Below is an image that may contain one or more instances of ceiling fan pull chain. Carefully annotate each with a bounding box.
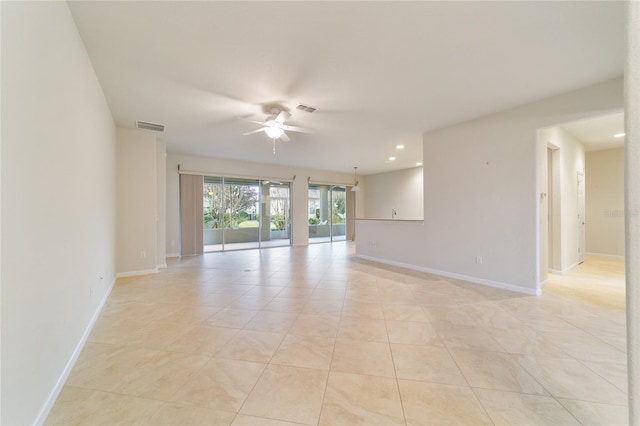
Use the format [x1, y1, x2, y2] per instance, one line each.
[272, 138, 276, 154]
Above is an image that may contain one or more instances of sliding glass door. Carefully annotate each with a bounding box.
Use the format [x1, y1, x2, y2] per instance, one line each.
[203, 176, 290, 252]
[308, 184, 346, 243]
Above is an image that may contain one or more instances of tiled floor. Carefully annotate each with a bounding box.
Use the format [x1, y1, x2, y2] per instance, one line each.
[45, 244, 629, 425]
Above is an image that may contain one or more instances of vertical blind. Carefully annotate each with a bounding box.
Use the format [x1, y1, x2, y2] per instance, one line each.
[180, 174, 204, 255]
[346, 187, 355, 241]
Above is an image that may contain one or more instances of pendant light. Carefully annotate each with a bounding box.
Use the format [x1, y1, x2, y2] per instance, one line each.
[351, 167, 361, 192]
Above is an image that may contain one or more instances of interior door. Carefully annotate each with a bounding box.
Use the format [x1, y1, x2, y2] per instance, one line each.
[577, 171, 586, 264]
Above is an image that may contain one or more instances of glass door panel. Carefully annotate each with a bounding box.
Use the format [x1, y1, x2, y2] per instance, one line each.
[308, 185, 330, 243]
[331, 186, 346, 241]
[223, 177, 260, 251]
[203, 177, 224, 252]
[265, 182, 291, 248]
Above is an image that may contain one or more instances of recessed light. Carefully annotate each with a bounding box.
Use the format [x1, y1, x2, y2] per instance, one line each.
[614, 133, 625, 138]
[416, 162, 423, 166]
[388, 156, 396, 161]
[396, 144, 405, 150]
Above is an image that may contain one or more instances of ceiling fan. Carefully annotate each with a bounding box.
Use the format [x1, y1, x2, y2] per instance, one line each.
[242, 108, 312, 153]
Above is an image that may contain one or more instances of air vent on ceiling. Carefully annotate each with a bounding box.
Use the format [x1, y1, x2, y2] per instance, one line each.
[296, 104, 317, 113]
[136, 120, 165, 132]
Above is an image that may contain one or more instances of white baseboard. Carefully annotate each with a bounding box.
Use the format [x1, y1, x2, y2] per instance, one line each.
[293, 243, 309, 247]
[585, 252, 625, 260]
[166, 253, 180, 258]
[33, 277, 116, 425]
[116, 267, 158, 278]
[549, 261, 578, 275]
[157, 263, 168, 269]
[355, 254, 539, 296]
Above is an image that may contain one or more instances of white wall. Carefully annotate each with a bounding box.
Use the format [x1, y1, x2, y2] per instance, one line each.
[586, 147, 625, 257]
[166, 153, 363, 254]
[1, 2, 116, 424]
[364, 167, 423, 220]
[116, 128, 158, 275]
[357, 78, 623, 294]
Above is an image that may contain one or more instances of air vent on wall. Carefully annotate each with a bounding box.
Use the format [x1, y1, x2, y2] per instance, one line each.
[136, 120, 165, 132]
[296, 104, 317, 113]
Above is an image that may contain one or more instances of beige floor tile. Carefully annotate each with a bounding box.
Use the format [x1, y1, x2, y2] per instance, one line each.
[309, 288, 347, 301]
[382, 304, 430, 322]
[271, 334, 335, 370]
[342, 300, 385, 319]
[557, 398, 629, 426]
[66, 343, 209, 400]
[435, 324, 507, 352]
[302, 300, 344, 315]
[275, 287, 315, 300]
[45, 386, 163, 426]
[581, 359, 628, 393]
[244, 311, 297, 332]
[231, 415, 305, 426]
[319, 372, 405, 425]
[431, 302, 523, 330]
[240, 364, 328, 425]
[289, 314, 340, 338]
[45, 247, 629, 426]
[391, 343, 467, 385]
[262, 297, 308, 313]
[398, 380, 492, 425]
[515, 355, 628, 405]
[144, 402, 236, 425]
[331, 339, 395, 377]
[227, 296, 274, 311]
[337, 316, 388, 342]
[450, 350, 547, 395]
[474, 388, 580, 425]
[386, 320, 442, 346]
[545, 330, 627, 364]
[164, 323, 239, 355]
[216, 329, 285, 363]
[484, 326, 569, 357]
[208, 308, 259, 328]
[171, 358, 266, 412]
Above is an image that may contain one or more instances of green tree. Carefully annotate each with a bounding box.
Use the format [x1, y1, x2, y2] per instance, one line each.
[204, 183, 258, 229]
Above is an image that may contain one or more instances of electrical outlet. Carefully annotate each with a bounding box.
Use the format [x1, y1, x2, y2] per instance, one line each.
[140, 250, 146, 259]
[475, 256, 483, 264]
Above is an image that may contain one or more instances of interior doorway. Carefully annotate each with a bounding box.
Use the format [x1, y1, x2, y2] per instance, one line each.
[537, 111, 625, 292]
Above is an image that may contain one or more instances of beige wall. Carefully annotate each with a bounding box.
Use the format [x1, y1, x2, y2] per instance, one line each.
[357, 78, 623, 294]
[116, 128, 158, 275]
[363, 167, 423, 220]
[156, 140, 167, 267]
[586, 148, 625, 257]
[1, 2, 116, 424]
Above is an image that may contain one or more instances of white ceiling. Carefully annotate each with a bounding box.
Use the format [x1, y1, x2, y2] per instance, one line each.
[68, 1, 625, 175]
[560, 112, 625, 152]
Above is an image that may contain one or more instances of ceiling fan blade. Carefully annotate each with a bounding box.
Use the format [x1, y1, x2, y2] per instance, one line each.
[281, 124, 313, 133]
[275, 111, 291, 124]
[246, 119, 269, 125]
[242, 128, 265, 136]
[280, 131, 291, 142]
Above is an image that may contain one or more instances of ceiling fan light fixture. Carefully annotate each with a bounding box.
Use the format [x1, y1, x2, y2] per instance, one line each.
[351, 166, 360, 191]
[265, 126, 284, 139]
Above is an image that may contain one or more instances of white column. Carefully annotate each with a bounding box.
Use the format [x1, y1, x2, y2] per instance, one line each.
[626, 1, 640, 423]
